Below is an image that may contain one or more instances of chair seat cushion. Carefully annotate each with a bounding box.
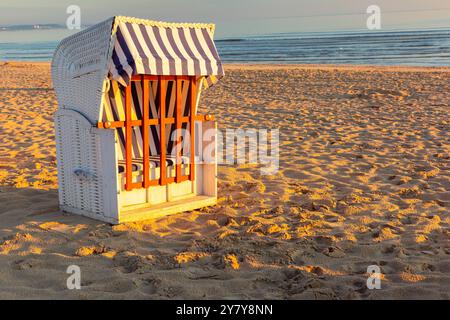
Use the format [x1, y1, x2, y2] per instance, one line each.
[118, 155, 191, 173]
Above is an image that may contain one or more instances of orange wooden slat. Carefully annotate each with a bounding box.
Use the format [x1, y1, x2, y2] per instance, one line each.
[165, 175, 189, 184]
[189, 79, 196, 181]
[130, 180, 159, 189]
[159, 77, 167, 186]
[165, 177, 175, 184]
[177, 175, 190, 183]
[125, 84, 133, 191]
[97, 121, 125, 129]
[144, 179, 160, 187]
[130, 182, 142, 189]
[96, 115, 211, 129]
[131, 75, 158, 81]
[175, 78, 182, 183]
[142, 76, 150, 188]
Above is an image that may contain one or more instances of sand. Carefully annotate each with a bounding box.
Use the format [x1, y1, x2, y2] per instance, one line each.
[0, 61, 448, 299]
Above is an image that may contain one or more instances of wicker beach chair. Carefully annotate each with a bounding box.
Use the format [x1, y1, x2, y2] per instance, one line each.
[52, 16, 224, 224]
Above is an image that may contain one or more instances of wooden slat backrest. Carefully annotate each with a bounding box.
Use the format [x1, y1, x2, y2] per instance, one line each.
[100, 75, 214, 191]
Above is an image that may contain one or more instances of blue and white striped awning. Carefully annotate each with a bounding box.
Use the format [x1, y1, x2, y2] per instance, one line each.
[108, 18, 224, 88]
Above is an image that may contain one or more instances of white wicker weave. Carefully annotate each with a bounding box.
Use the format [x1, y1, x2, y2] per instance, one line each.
[52, 18, 114, 123]
[55, 109, 119, 223]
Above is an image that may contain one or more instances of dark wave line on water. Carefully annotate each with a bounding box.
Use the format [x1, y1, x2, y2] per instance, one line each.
[1, 29, 449, 66]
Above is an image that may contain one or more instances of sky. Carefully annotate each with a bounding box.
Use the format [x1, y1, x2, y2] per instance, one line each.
[1, 0, 450, 37]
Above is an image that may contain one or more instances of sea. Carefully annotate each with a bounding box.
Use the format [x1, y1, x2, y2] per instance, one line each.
[0, 28, 449, 66]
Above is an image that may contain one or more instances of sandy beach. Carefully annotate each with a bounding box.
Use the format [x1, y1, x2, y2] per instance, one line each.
[0, 61, 449, 299]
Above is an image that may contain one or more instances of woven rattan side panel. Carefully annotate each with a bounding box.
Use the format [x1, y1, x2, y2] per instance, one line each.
[52, 18, 114, 123]
[55, 111, 105, 217]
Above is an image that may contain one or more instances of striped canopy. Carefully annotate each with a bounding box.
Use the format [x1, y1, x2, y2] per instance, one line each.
[109, 18, 224, 88]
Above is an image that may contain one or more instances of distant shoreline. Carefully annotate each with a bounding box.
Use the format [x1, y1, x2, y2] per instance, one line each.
[0, 24, 65, 31]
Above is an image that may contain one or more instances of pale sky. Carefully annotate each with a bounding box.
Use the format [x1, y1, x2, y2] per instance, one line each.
[1, 0, 450, 37]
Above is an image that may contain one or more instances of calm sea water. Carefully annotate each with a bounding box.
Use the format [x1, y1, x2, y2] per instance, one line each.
[0, 28, 449, 66]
